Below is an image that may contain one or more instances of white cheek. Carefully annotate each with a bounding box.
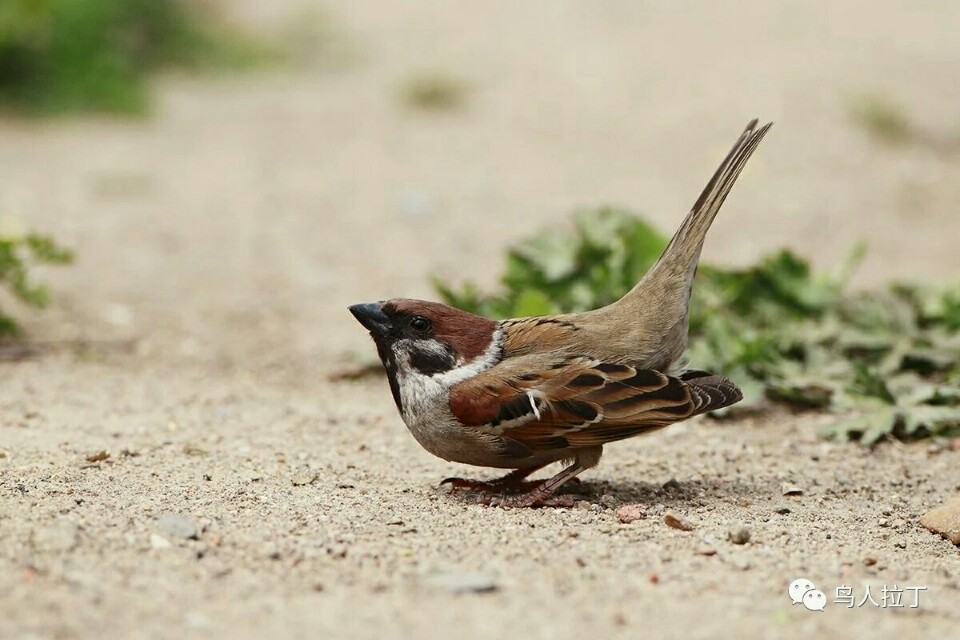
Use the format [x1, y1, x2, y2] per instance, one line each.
[390, 343, 442, 414]
[390, 329, 504, 421]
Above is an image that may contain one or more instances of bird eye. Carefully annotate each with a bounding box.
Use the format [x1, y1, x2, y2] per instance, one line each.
[409, 316, 431, 333]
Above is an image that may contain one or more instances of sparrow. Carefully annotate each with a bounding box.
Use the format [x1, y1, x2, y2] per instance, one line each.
[350, 119, 772, 507]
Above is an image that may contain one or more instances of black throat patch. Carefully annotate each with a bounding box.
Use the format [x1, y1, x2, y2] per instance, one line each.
[375, 341, 404, 413]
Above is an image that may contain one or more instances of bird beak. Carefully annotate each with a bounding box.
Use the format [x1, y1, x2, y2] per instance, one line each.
[349, 302, 391, 338]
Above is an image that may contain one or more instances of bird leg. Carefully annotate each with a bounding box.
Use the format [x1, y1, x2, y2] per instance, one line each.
[471, 460, 585, 507]
[440, 465, 548, 494]
[466, 447, 603, 508]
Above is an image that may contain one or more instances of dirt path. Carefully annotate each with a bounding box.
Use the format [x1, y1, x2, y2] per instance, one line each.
[2, 2, 959, 638]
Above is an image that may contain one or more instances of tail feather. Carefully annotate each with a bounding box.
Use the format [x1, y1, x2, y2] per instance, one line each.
[608, 119, 772, 371]
[686, 375, 743, 415]
[647, 119, 773, 288]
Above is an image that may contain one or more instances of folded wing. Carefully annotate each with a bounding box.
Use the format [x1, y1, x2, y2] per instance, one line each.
[448, 356, 742, 452]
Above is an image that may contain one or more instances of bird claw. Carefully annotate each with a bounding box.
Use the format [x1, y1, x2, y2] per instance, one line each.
[440, 477, 541, 494]
[440, 475, 580, 494]
[441, 471, 583, 508]
[440, 477, 490, 490]
[465, 491, 584, 509]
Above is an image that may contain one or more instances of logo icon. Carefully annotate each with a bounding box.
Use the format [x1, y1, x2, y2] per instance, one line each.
[802, 589, 827, 611]
[789, 578, 826, 611]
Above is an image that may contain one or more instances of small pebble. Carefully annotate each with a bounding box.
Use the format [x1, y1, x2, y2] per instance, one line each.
[662, 478, 682, 492]
[599, 494, 619, 509]
[291, 472, 318, 486]
[774, 503, 792, 514]
[616, 504, 647, 523]
[157, 512, 199, 540]
[781, 483, 803, 496]
[920, 499, 960, 545]
[728, 525, 751, 545]
[150, 534, 172, 550]
[863, 556, 878, 566]
[695, 545, 717, 556]
[182, 445, 208, 457]
[85, 450, 109, 463]
[421, 571, 498, 594]
[730, 557, 752, 571]
[664, 511, 695, 531]
[262, 544, 282, 560]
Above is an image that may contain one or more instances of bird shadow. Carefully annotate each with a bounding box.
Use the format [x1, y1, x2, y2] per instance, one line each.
[572, 476, 766, 508]
[439, 473, 771, 510]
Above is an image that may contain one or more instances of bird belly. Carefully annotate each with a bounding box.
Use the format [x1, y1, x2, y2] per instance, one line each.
[395, 371, 548, 469]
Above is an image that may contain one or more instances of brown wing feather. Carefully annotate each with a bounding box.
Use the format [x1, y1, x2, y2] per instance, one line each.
[499, 317, 584, 358]
[448, 357, 742, 452]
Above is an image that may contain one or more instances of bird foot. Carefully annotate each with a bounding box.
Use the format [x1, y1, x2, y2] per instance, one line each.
[441, 468, 584, 508]
[441, 475, 580, 495]
[440, 477, 542, 494]
[465, 489, 587, 508]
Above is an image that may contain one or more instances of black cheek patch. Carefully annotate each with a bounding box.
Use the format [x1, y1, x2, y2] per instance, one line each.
[409, 343, 457, 376]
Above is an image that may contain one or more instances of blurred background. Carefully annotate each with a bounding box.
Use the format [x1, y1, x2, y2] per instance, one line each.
[4, 4, 960, 639]
[2, 0, 959, 378]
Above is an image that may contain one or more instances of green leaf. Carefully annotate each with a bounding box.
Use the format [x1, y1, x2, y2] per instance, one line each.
[0, 230, 72, 334]
[900, 405, 960, 437]
[509, 231, 578, 282]
[849, 364, 896, 404]
[820, 407, 899, 444]
[26, 234, 74, 263]
[511, 289, 554, 317]
[766, 379, 834, 408]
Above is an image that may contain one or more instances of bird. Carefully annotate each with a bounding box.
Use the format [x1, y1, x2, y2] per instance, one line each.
[349, 119, 772, 507]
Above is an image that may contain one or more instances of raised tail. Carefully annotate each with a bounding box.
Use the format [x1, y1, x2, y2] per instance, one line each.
[609, 119, 772, 370]
[646, 118, 772, 289]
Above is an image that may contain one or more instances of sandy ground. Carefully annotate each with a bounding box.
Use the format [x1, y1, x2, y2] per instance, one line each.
[2, 1, 960, 638]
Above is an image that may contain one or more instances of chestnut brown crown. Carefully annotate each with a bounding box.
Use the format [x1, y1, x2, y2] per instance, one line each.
[349, 299, 499, 373]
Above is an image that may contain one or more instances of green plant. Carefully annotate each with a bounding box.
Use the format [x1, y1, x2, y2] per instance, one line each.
[400, 71, 468, 111]
[847, 92, 960, 154]
[0, 229, 73, 336]
[0, 0, 275, 114]
[848, 93, 913, 145]
[434, 208, 960, 444]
